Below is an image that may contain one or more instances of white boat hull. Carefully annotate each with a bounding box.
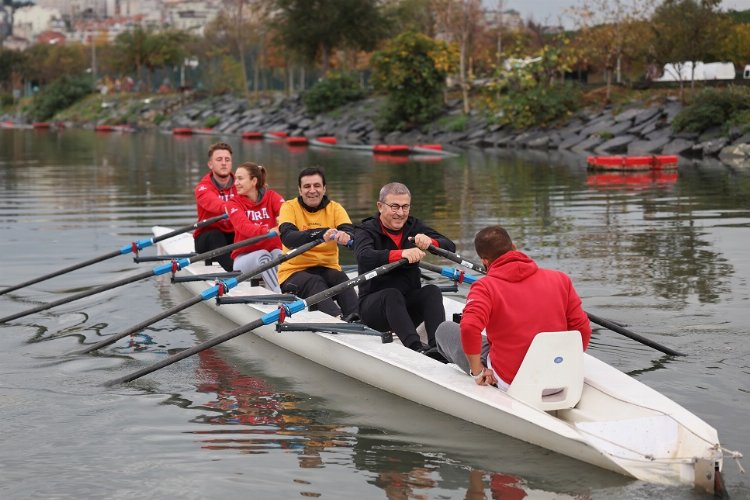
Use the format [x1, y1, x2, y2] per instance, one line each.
[150, 227, 723, 493]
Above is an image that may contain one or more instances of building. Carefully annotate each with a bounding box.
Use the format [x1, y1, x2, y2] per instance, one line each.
[12, 5, 64, 40]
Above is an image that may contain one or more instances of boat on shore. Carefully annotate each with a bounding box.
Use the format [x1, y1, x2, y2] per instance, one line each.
[147, 226, 726, 495]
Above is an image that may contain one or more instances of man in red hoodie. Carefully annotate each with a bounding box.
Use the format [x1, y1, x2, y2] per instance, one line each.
[193, 142, 237, 271]
[435, 225, 591, 389]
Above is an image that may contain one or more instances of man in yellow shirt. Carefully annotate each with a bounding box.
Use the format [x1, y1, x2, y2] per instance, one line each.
[277, 167, 358, 320]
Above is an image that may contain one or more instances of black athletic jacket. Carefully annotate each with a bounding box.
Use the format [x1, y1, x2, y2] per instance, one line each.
[354, 215, 456, 300]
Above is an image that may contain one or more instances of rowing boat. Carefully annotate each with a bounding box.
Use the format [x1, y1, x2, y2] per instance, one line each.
[151, 226, 725, 494]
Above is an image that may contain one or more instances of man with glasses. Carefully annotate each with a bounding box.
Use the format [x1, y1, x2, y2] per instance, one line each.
[354, 182, 456, 354]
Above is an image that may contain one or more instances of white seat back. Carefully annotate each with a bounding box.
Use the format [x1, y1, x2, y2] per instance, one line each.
[507, 330, 584, 411]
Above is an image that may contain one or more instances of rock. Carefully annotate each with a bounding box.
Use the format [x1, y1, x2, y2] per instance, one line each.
[627, 137, 671, 155]
[719, 143, 750, 159]
[571, 135, 604, 153]
[594, 134, 636, 154]
[662, 138, 695, 155]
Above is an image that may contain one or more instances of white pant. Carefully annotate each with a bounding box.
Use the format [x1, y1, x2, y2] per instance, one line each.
[233, 248, 283, 293]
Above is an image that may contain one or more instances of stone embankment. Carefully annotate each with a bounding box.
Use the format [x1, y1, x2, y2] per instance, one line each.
[159, 93, 750, 166]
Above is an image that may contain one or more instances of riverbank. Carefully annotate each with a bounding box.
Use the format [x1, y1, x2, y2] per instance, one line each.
[4, 90, 750, 167]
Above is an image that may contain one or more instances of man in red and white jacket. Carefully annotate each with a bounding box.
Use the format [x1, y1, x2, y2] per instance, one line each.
[193, 142, 237, 271]
[435, 226, 591, 389]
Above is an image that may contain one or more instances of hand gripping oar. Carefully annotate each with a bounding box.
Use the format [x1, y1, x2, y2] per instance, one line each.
[0, 231, 274, 324]
[0, 214, 228, 296]
[106, 259, 408, 386]
[426, 246, 685, 357]
[79, 239, 324, 354]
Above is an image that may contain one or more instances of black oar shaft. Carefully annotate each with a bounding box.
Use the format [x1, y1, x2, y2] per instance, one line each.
[0, 215, 227, 297]
[81, 239, 322, 354]
[107, 259, 407, 385]
[426, 245, 684, 357]
[427, 245, 486, 274]
[80, 295, 205, 354]
[586, 312, 685, 357]
[0, 233, 273, 324]
[0, 269, 156, 323]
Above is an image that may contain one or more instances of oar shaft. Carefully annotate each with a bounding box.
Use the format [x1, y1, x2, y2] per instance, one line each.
[586, 312, 685, 357]
[0, 269, 155, 324]
[79, 295, 205, 354]
[1, 233, 274, 324]
[0, 249, 123, 296]
[107, 259, 407, 385]
[82, 239, 322, 354]
[0, 215, 227, 297]
[427, 245, 486, 274]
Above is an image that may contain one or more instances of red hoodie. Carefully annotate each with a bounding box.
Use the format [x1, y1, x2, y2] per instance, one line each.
[460, 251, 591, 385]
[226, 189, 284, 259]
[193, 172, 236, 239]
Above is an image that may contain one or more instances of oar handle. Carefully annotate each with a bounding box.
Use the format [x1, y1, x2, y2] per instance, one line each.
[106, 259, 407, 385]
[586, 312, 685, 357]
[426, 245, 486, 274]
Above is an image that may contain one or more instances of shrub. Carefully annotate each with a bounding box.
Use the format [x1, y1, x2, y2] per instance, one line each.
[371, 31, 456, 131]
[303, 72, 365, 114]
[28, 74, 94, 121]
[673, 87, 750, 134]
[489, 83, 582, 130]
[204, 115, 220, 128]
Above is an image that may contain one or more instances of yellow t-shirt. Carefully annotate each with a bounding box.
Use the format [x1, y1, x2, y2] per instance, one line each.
[277, 197, 352, 284]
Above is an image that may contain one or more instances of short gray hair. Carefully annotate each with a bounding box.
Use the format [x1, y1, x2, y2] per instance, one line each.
[378, 182, 411, 202]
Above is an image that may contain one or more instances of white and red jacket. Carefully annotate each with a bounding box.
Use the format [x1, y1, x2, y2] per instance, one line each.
[226, 189, 284, 260]
[193, 172, 236, 239]
[461, 251, 591, 385]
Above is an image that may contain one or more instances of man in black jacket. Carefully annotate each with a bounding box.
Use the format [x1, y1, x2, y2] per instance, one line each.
[354, 182, 456, 352]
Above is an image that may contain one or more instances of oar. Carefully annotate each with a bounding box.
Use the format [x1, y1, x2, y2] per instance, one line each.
[0, 232, 274, 324]
[426, 246, 685, 357]
[79, 239, 323, 354]
[419, 262, 479, 284]
[0, 215, 228, 296]
[106, 259, 408, 385]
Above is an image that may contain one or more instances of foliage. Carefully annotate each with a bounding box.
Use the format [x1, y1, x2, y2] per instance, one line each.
[27, 74, 94, 121]
[370, 31, 457, 131]
[18, 43, 88, 87]
[113, 28, 189, 91]
[672, 86, 750, 134]
[204, 115, 221, 128]
[720, 23, 750, 68]
[302, 71, 365, 113]
[0, 48, 26, 92]
[273, 0, 387, 73]
[203, 56, 246, 95]
[436, 113, 469, 132]
[651, 0, 730, 76]
[489, 82, 582, 130]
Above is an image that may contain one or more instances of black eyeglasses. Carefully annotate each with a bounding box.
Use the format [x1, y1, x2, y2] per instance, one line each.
[381, 203, 410, 212]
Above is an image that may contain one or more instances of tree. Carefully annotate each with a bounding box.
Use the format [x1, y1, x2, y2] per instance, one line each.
[432, 0, 484, 114]
[273, 0, 386, 74]
[569, 0, 656, 101]
[0, 48, 26, 93]
[370, 31, 456, 131]
[651, 0, 732, 95]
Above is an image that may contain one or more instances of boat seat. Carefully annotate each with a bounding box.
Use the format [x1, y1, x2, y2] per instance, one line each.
[507, 330, 584, 411]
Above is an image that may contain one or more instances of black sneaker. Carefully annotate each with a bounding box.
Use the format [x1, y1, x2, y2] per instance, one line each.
[422, 346, 449, 364]
[342, 312, 361, 323]
[410, 342, 429, 353]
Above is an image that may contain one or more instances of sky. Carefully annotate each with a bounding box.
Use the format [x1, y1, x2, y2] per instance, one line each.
[500, 0, 750, 27]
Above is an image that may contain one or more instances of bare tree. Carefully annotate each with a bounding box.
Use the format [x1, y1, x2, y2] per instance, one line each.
[433, 0, 484, 114]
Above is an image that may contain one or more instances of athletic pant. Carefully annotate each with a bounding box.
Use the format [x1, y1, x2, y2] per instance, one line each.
[435, 320, 490, 374]
[233, 248, 283, 293]
[359, 285, 445, 350]
[194, 229, 234, 272]
[280, 266, 358, 318]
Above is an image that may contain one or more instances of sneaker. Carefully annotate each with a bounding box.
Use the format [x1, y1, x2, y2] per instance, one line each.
[410, 342, 429, 353]
[341, 312, 361, 323]
[422, 346, 449, 364]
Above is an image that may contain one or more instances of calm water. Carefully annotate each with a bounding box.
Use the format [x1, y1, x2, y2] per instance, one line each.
[1, 128, 748, 499]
